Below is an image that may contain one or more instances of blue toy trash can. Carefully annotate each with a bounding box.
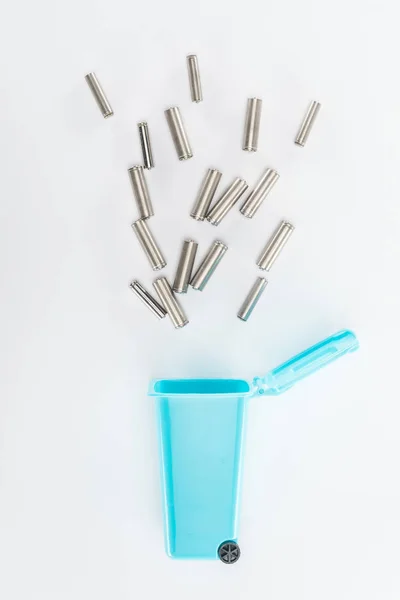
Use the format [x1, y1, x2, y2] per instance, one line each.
[149, 330, 358, 562]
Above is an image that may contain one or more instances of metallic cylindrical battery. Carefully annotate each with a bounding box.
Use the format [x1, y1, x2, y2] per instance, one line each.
[240, 168, 280, 219]
[237, 277, 268, 322]
[190, 168, 222, 221]
[128, 166, 154, 220]
[190, 241, 228, 291]
[295, 101, 321, 147]
[173, 239, 198, 294]
[164, 107, 193, 161]
[243, 98, 262, 151]
[129, 280, 166, 319]
[85, 72, 113, 118]
[207, 178, 248, 226]
[131, 219, 166, 271]
[256, 221, 295, 271]
[138, 122, 154, 169]
[153, 277, 189, 329]
[187, 54, 203, 103]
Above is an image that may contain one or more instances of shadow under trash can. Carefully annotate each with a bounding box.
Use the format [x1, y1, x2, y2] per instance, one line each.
[149, 329, 359, 563]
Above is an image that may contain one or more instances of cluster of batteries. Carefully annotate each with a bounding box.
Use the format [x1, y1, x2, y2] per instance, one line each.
[85, 57, 321, 329]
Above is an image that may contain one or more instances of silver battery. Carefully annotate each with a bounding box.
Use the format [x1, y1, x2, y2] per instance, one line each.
[256, 221, 295, 271]
[85, 72, 113, 119]
[153, 277, 189, 329]
[187, 54, 203, 103]
[295, 101, 321, 147]
[190, 241, 228, 291]
[131, 219, 166, 271]
[190, 168, 222, 221]
[164, 106, 193, 161]
[237, 277, 268, 322]
[173, 239, 198, 294]
[128, 166, 154, 220]
[240, 168, 280, 219]
[129, 280, 166, 319]
[138, 122, 154, 169]
[243, 98, 262, 152]
[207, 178, 248, 226]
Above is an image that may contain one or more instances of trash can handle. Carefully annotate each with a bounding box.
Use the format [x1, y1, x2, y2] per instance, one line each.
[253, 329, 359, 396]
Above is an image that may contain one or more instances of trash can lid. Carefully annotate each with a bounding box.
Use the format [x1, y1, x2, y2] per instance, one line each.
[253, 329, 359, 396]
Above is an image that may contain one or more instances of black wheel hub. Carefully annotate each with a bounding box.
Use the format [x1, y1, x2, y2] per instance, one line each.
[218, 541, 241, 564]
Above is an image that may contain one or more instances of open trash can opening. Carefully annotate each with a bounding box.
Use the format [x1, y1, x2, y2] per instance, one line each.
[149, 330, 359, 562]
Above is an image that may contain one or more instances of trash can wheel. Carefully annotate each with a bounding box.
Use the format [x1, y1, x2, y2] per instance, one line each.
[218, 541, 241, 564]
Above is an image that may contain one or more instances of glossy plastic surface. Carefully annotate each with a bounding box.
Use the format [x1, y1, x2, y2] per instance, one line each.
[150, 330, 359, 560]
[253, 330, 359, 396]
[150, 379, 251, 559]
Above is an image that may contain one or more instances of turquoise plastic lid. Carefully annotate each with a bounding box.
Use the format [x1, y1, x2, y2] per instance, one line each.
[253, 329, 359, 396]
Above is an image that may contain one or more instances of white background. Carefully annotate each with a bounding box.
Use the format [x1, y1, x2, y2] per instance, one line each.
[1, 0, 399, 598]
